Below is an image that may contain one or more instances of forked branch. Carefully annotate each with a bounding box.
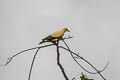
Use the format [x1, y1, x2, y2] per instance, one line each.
[59, 40, 108, 80]
[0, 44, 54, 66]
[56, 41, 69, 80]
[0, 36, 108, 80]
[0, 36, 72, 66]
[28, 48, 41, 80]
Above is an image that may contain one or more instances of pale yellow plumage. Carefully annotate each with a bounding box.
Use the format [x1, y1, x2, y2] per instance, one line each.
[51, 30, 64, 37]
[39, 28, 70, 44]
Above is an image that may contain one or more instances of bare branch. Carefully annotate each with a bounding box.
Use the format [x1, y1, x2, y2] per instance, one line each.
[0, 35, 108, 80]
[60, 40, 99, 74]
[56, 41, 69, 80]
[99, 62, 109, 73]
[28, 47, 40, 80]
[62, 35, 73, 40]
[0, 44, 55, 66]
[0, 36, 72, 66]
[59, 40, 108, 80]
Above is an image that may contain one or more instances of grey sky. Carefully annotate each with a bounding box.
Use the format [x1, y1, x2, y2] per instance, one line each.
[0, 0, 120, 80]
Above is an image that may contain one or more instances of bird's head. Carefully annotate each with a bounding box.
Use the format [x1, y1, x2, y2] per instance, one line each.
[62, 28, 70, 32]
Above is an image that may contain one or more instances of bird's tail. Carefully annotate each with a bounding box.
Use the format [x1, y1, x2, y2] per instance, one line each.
[39, 41, 44, 44]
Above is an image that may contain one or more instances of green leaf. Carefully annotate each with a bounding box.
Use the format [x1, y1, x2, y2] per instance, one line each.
[80, 73, 94, 80]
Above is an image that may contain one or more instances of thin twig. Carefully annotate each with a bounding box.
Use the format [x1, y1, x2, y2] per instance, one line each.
[60, 40, 107, 80]
[28, 47, 40, 80]
[62, 40, 109, 74]
[62, 40, 99, 74]
[0, 36, 72, 66]
[59, 46, 109, 74]
[59, 46, 107, 80]
[56, 41, 69, 80]
[0, 44, 54, 66]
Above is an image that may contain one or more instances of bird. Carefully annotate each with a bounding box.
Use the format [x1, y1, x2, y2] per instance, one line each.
[39, 28, 70, 44]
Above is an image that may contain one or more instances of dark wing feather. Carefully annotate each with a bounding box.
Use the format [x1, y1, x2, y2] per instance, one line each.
[43, 35, 57, 41]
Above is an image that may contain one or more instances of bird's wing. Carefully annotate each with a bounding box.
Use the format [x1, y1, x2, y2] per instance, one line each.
[43, 35, 58, 42]
[42, 30, 64, 42]
[43, 35, 55, 40]
[51, 30, 64, 37]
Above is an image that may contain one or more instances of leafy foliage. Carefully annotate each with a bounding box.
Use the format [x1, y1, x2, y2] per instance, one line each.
[80, 73, 94, 80]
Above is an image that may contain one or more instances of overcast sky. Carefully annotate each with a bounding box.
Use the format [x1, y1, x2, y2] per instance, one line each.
[0, 0, 120, 80]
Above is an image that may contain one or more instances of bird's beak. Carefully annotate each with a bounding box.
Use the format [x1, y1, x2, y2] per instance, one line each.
[67, 29, 70, 32]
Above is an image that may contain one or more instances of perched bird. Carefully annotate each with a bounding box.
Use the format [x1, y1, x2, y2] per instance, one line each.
[39, 28, 70, 44]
